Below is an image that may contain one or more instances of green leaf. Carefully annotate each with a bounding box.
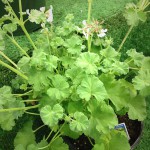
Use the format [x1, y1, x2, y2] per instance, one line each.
[76, 52, 100, 74]
[100, 74, 133, 111]
[93, 130, 130, 150]
[64, 35, 85, 54]
[15, 144, 25, 150]
[40, 104, 64, 127]
[14, 120, 36, 148]
[37, 138, 48, 149]
[45, 55, 59, 71]
[49, 137, 69, 150]
[87, 100, 118, 134]
[132, 69, 150, 90]
[28, 68, 51, 92]
[100, 46, 119, 60]
[65, 66, 86, 85]
[137, 11, 147, 22]
[124, 8, 139, 26]
[27, 144, 38, 150]
[67, 101, 84, 114]
[47, 75, 69, 101]
[61, 123, 80, 139]
[3, 23, 17, 33]
[0, 86, 25, 130]
[112, 61, 129, 75]
[61, 56, 75, 69]
[128, 95, 146, 121]
[126, 49, 144, 67]
[69, 112, 89, 132]
[77, 75, 108, 101]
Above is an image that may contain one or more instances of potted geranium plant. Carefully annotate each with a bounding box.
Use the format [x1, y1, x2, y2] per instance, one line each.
[0, 0, 150, 149]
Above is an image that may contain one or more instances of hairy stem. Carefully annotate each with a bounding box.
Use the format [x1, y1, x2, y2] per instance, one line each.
[13, 90, 33, 97]
[25, 111, 40, 116]
[0, 104, 39, 113]
[0, 50, 19, 69]
[0, 59, 28, 80]
[118, 25, 134, 52]
[33, 124, 46, 133]
[6, 34, 30, 58]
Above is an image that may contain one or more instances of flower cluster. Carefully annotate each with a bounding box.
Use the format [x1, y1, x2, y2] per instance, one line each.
[78, 20, 107, 39]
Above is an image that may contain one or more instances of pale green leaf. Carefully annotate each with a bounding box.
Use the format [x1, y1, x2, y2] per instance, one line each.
[87, 100, 118, 134]
[64, 35, 84, 54]
[69, 112, 89, 132]
[76, 52, 100, 74]
[77, 75, 108, 101]
[47, 75, 69, 101]
[126, 49, 145, 67]
[65, 66, 86, 85]
[49, 137, 69, 150]
[14, 120, 36, 148]
[112, 61, 129, 75]
[132, 69, 150, 90]
[40, 104, 64, 127]
[128, 95, 147, 121]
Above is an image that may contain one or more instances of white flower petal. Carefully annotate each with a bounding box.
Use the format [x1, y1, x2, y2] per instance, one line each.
[26, 9, 30, 15]
[40, 7, 45, 12]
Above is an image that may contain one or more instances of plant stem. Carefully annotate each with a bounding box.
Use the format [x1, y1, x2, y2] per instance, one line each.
[0, 59, 28, 80]
[87, 0, 93, 52]
[87, 136, 94, 146]
[46, 128, 54, 141]
[0, 50, 19, 69]
[33, 124, 46, 133]
[6, 34, 30, 58]
[38, 123, 65, 149]
[87, 0, 92, 23]
[25, 111, 39, 116]
[21, 100, 38, 103]
[13, 90, 33, 97]
[18, 0, 37, 50]
[118, 25, 134, 52]
[19, 0, 23, 22]
[0, 104, 39, 113]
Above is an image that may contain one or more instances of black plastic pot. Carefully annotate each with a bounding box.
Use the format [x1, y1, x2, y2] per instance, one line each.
[0, 0, 46, 35]
[130, 122, 143, 150]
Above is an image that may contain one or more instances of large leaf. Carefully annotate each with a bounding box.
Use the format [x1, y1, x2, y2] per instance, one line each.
[128, 95, 147, 121]
[69, 111, 89, 132]
[47, 75, 69, 101]
[40, 104, 64, 127]
[76, 52, 100, 74]
[93, 130, 130, 150]
[64, 35, 85, 54]
[132, 69, 150, 90]
[28, 68, 52, 92]
[100, 74, 134, 111]
[87, 100, 118, 134]
[77, 75, 108, 101]
[126, 49, 145, 67]
[14, 120, 36, 148]
[65, 66, 86, 85]
[0, 86, 25, 130]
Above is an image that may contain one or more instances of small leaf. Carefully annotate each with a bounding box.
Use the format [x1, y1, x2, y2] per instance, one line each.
[77, 75, 108, 101]
[49, 137, 69, 150]
[76, 52, 100, 74]
[47, 75, 69, 101]
[137, 11, 147, 22]
[40, 104, 64, 127]
[69, 112, 89, 132]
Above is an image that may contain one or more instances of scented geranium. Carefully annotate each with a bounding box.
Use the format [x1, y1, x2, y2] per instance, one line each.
[0, 0, 149, 150]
